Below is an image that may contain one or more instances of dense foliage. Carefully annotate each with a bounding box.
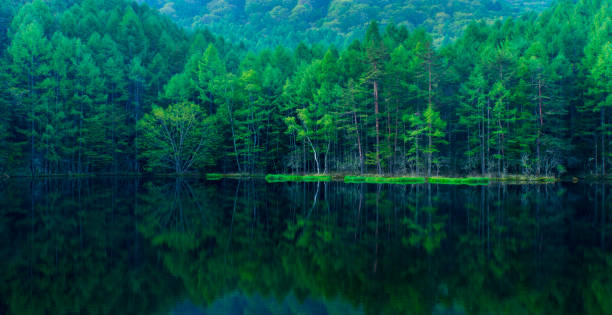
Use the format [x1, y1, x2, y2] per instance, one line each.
[139, 0, 551, 48]
[0, 0, 610, 177]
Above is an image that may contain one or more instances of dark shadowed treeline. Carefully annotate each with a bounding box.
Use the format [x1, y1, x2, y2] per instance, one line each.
[0, 0, 610, 177]
[0, 178, 610, 314]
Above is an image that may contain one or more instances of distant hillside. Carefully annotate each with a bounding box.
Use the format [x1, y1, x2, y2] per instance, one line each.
[138, 0, 552, 47]
[0, 0, 26, 49]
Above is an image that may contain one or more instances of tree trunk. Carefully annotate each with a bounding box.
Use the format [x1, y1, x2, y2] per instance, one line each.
[602, 108, 606, 176]
[353, 111, 364, 174]
[29, 59, 35, 176]
[226, 87, 241, 173]
[324, 139, 330, 174]
[306, 136, 320, 174]
[537, 78, 543, 175]
[374, 77, 382, 174]
[487, 97, 490, 174]
[427, 57, 433, 177]
[595, 134, 598, 174]
[394, 103, 399, 173]
[481, 102, 485, 175]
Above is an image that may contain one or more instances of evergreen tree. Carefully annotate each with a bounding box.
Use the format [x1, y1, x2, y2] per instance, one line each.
[7, 21, 52, 174]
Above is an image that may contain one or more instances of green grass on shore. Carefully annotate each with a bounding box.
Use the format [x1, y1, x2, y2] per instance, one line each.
[428, 177, 490, 185]
[265, 174, 332, 183]
[203, 173, 561, 185]
[344, 176, 488, 185]
[205, 173, 225, 180]
[206, 173, 264, 180]
[2, 173, 568, 184]
[494, 175, 557, 182]
[344, 176, 426, 184]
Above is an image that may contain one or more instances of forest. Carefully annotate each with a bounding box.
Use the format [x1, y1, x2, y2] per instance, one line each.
[137, 0, 551, 48]
[0, 0, 610, 178]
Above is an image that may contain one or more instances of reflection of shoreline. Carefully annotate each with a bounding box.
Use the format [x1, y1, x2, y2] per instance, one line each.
[0, 179, 610, 315]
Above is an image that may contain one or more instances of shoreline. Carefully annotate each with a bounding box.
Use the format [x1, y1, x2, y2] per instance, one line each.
[2, 173, 611, 184]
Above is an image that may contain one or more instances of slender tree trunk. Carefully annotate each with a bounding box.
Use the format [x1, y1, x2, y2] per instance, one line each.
[602, 108, 606, 176]
[537, 78, 543, 175]
[394, 103, 399, 173]
[487, 97, 490, 174]
[498, 118, 503, 176]
[306, 136, 320, 174]
[353, 111, 364, 174]
[226, 86, 241, 173]
[538, 79, 544, 126]
[386, 101, 392, 173]
[595, 135, 598, 174]
[325, 140, 330, 173]
[29, 60, 35, 176]
[415, 134, 419, 174]
[111, 87, 117, 174]
[374, 76, 382, 174]
[78, 96, 83, 174]
[428, 125, 432, 177]
[427, 58, 433, 177]
[481, 101, 485, 175]
[135, 82, 140, 173]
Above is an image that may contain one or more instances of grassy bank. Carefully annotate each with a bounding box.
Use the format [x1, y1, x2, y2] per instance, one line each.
[265, 174, 332, 183]
[344, 176, 488, 185]
[428, 177, 490, 185]
[344, 176, 426, 184]
[198, 173, 559, 185]
[493, 175, 557, 183]
[2, 172, 570, 185]
[206, 173, 264, 180]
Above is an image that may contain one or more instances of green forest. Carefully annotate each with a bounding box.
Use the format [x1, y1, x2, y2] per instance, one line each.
[138, 0, 551, 48]
[0, 0, 610, 178]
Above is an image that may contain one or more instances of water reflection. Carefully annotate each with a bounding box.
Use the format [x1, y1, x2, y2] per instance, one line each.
[0, 179, 610, 314]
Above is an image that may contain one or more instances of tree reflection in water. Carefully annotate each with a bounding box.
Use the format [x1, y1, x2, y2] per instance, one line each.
[0, 178, 610, 314]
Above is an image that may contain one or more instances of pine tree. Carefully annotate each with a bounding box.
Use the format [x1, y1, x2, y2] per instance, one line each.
[197, 44, 226, 114]
[7, 21, 52, 174]
[458, 66, 487, 174]
[363, 21, 387, 174]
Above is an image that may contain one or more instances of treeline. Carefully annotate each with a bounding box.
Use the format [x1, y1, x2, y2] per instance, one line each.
[140, 0, 551, 48]
[0, 0, 243, 175]
[0, 0, 610, 177]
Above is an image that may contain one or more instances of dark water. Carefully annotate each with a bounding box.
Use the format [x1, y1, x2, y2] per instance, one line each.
[0, 178, 610, 315]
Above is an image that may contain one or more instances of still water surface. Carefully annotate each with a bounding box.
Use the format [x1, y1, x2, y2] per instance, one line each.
[0, 178, 610, 314]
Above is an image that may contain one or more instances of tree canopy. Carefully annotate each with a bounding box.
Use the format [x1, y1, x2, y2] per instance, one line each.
[0, 0, 609, 177]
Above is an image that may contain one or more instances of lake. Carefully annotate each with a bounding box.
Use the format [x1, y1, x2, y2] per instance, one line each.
[0, 178, 610, 314]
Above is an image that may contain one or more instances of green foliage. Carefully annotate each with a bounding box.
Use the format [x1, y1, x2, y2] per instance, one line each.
[140, 0, 551, 49]
[0, 0, 609, 178]
[138, 102, 219, 174]
[0, 0, 211, 175]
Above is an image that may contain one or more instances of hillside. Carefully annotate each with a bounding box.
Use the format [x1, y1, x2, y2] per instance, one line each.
[138, 0, 552, 47]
